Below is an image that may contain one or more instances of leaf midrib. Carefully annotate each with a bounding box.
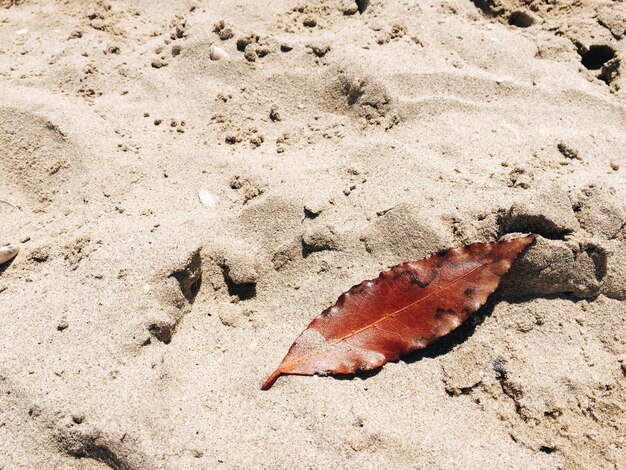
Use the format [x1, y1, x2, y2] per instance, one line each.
[328, 259, 490, 345]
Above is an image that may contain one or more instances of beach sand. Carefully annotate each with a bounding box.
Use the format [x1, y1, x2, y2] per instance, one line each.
[0, 1, 625, 468]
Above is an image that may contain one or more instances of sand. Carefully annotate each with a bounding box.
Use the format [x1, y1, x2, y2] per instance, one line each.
[0, 0, 625, 468]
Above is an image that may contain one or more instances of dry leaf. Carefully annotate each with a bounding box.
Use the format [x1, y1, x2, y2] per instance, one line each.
[262, 235, 534, 390]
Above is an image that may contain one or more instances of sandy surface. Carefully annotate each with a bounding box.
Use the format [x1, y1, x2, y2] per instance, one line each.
[1, 1, 625, 468]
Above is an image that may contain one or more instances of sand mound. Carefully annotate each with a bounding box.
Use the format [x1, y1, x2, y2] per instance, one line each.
[0, 108, 81, 207]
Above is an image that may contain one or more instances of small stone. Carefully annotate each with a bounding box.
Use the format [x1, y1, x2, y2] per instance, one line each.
[308, 43, 330, 57]
[249, 135, 264, 148]
[256, 46, 271, 58]
[90, 19, 106, 31]
[557, 142, 581, 160]
[148, 319, 175, 344]
[174, 23, 187, 39]
[151, 59, 168, 69]
[303, 16, 317, 27]
[269, 106, 281, 122]
[225, 134, 242, 144]
[236, 34, 258, 52]
[210, 45, 229, 61]
[243, 44, 257, 62]
[213, 19, 234, 41]
[218, 28, 234, 40]
[198, 190, 218, 208]
[57, 319, 69, 331]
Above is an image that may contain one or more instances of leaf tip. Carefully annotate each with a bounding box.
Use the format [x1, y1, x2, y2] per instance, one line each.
[261, 368, 283, 390]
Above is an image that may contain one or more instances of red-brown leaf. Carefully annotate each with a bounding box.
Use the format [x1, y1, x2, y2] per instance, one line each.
[262, 235, 534, 390]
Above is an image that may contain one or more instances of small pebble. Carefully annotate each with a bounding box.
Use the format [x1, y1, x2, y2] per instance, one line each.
[198, 190, 218, 208]
[309, 44, 330, 57]
[557, 142, 581, 160]
[269, 106, 281, 122]
[213, 19, 234, 41]
[151, 59, 168, 69]
[243, 44, 257, 62]
[210, 45, 229, 61]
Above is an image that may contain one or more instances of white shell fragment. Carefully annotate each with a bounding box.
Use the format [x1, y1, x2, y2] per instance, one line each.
[0, 245, 19, 265]
[198, 190, 218, 208]
[209, 45, 229, 61]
